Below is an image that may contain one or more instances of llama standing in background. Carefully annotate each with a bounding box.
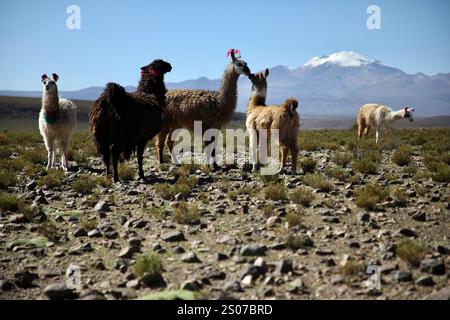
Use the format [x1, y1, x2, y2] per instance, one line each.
[357, 103, 415, 147]
[39, 74, 77, 170]
[156, 49, 251, 168]
[89, 60, 172, 182]
[246, 69, 300, 174]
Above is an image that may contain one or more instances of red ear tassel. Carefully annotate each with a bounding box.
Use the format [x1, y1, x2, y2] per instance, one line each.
[226, 48, 234, 57]
[404, 107, 408, 113]
[41, 74, 47, 81]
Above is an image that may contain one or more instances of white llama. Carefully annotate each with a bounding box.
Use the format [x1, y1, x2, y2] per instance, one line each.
[39, 73, 77, 170]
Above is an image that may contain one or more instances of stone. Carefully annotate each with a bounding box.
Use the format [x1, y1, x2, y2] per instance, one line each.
[118, 246, 140, 259]
[223, 280, 242, 292]
[437, 244, 450, 255]
[161, 231, 185, 242]
[44, 283, 78, 300]
[396, 228, 417, 237]
[26, 180, 37, 191]
[87, 229, 101, 238]
[94, 200, 111, 213]
[412, 212, 426, 222]
[276, 259, 294, 274]
[239, 244, 267, 256]
[9, 214, 27, 224]
[315, 249, 334, 256]
[415, 275, 435, 286]
[14, 270, 38, 288]
[125, 279, 140, 289]
[73, 228, 87, 238]
[359, 213, 370, 222]
[419, 258, 446, 275]
[213, 252, 229, 261]
[181, 251, 201, 263]
[390, 270, 412, 282]
[0, 279, 14, 291]
[240, 265, 266, 280]
[289, 278, 306, 294]
[182, 279, 203, 291]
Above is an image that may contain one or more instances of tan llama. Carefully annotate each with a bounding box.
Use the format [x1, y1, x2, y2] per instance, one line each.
[246, 69, 300, 174]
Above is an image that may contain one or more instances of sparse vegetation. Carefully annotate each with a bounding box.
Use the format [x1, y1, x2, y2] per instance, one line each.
[332, 151, 352, 167]
[172, 202, 201, 225]
[286, 234, 309, 250]
[134, 253, 163, 286]
[340, 260, 363, 277]
[285, 208, 304, 228]
[325, 166, 349, 181]
[71, 174, 97, 194]
[38, 168, 65, 189]
[392, 145, 412, 166]
[354, 183, 390, 210]
[396, 239, 427, 267]
[431, 164, 450, 183]
[154, 174, 197, 200]
[353, 156, 377, 174]
[118, 164, 135, 181]
[289, 187, 315, 206]
[0, 192, 19, 211]
[303, 173, 332, 191]
[299, 157, 317, 173]
[263, 182, 288, 201]
[393, 187, 408, 206]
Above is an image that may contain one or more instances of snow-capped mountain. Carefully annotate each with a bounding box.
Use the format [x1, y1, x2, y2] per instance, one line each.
[303, 51, 379, 68]
[1, 51, 449, 116]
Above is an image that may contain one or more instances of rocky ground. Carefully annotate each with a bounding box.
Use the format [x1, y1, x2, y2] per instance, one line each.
[0, 129, 449, 300]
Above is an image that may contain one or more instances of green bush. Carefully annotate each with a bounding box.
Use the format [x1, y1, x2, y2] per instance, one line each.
[0, 169, 17, 189]
[38, 169, 64, 189]
[263, 182, 288, 201]
[353, 157, 377, 174]
[0, 192, 19, 211]
[354, 183, 389, 210]
[71, 174, 97, 194]
[299, 157, 317, 173]
[396, 239, 427, 267]
[172, 202, 201, 225]
[392, 146, 412, 166]
[332, 152, 353, 167]
[431, 164, 450, 183]
[289, 187, 315, 206]
[325, 166, 349, 181]
[303, 173, 332, 191]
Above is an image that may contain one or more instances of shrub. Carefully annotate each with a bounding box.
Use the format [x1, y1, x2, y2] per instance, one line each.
[299, 157, 317, 173]
[21, 149, 47, 165]
[325, 166, 349, 182]
[393, 188, 408, 206]
[353, 157, 377, 174]
[154, 175, 197, 200]
[118, 164, 135, 181]
[285, 209, 304, 228]
[81, 219, 98, 231]
[300, 140, 319, 152]
[0, 192, 19, 211]
[396, 239, 427, 267]
[172, 202, 201, 225]
[134, 253, 163, 285]
[37, 221, 60, 242]
[431, 164, 450, 183]
[303, 173, 332, 191]
[289, 187, 315, 206]
[262, 203, 274, 217]
[354, 183, 389, 210]
[392, 146, 412, 166]
[263, 182, 288, 201]
[340, 261, 363, 277]
[286, 234, 309, 250]
[71, 175, 97, 194]
[38, 169, 64, 189]
[98, 176, 113, 188]
[332, 152, 353, 167]
[258, 173, 279, 185]
[0, 169, 17, 189]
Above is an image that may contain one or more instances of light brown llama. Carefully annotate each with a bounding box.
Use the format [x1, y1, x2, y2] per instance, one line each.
[246, 69, 300, 174]
[156, 49, 251, 168]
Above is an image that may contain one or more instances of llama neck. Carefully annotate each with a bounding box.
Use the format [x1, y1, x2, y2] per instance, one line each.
[387, 109, 404, 122]
[248, 90, 266, 110]
[218, 63, 239, 118]
[42, 89, 59, 112]
[137, 75, 167, 107]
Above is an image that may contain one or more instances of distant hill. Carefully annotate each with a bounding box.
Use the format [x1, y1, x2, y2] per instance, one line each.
[1, 95, 449, 131]
[1, 51, 449, 116]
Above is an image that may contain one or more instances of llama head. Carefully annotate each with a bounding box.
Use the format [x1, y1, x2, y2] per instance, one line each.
[248, 69, 269, 96]
[403, 106, 415, 122]
[228, 49, 251, 76]
[140, 59, 172, 78]
[41, 73, 59, 93]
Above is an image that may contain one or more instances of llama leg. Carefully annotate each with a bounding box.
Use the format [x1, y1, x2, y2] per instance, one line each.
[290, 144, 299, 175]
[60, 140, 69, 171]
[358, 125, 364, 140]
[137, 143, 146, 179]
[156, 126, 169, 164]
[111, 145, 120, 182]
[364, 127, 370, 139]
[165, 132, 178, 165]
[100, 145, 111, 176]
[205, 137, 219, 170]
[46, 139, 56, 169]
[249, 129, 258, 172]
[375, 127, 380, 144]
[279, 145, 288, 173]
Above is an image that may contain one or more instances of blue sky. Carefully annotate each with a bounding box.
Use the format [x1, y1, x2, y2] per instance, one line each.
[0, 0, 449, 90]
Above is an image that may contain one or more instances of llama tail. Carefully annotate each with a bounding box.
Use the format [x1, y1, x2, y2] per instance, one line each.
[104, 82, 128, 119]
[283, 98, 298, 119]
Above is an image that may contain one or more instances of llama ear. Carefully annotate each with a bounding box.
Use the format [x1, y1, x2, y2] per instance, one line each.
[265, 68, 270, 77]
[41, 74, 48, 82]
[230, 49, 236, 62]
[52, 73, 59, 82]
[409, 108, 415, 113]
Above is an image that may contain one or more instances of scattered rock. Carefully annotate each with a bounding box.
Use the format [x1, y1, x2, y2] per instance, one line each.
[240, 244, 267, 256]
[161, 231, 185, 242]
[0, 279, 14, 292]
[94, 200, 111, 213]
[181, 252, 201, 263]
[276, 259, 294, 274]
[412, 212, 426, 222]
[14, 270, 38, 288]
[43, 283, 78, 300]
[415, 275, 435, 287]
[213, 252, 229, 261]
[426, 287, 450, 300]
[419, 258, 446, 275]
[437, 244, 450, 255]
[390, 270, 413, 282]
[396, 228, 417, 237]
[73, 228, 87, 238]
[182, 279, 203, 291]
[223, 280, 242, 292]
[118, 246, 140, 259]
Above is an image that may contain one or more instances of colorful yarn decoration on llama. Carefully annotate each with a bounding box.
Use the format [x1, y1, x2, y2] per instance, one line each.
[44, 110, 61, 124]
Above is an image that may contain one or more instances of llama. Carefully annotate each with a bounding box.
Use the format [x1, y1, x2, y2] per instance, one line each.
[246, 69, 300, 174]
[89, 59, 172, 182]
[156, 49, 251, 168]
[39, 73, 77, 171]
[357, 103, 415, 147]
